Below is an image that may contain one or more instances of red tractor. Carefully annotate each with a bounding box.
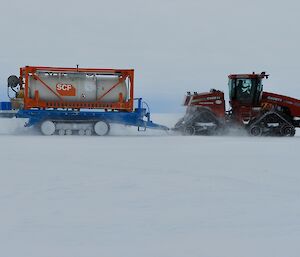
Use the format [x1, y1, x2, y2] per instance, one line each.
[174, 72, 300, 136]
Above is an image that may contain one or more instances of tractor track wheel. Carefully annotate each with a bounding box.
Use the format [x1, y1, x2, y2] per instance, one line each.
[280, 125, 296, 137]
[184, 126, 196, 135]
[249, 125, 262, 137]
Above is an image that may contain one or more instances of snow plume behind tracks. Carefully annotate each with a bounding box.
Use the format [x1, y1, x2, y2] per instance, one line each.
[0, 117, 39, 135]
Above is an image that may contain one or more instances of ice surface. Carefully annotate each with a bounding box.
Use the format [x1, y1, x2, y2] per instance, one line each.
[0, 114, 300, 257]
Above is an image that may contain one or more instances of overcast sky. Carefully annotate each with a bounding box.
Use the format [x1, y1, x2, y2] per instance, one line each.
[1, 0, 300, 112]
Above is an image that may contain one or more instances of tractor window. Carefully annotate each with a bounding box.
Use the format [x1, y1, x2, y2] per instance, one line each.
[236, 79, 254, 104]
[237, 79, 252, 94]
[254, 81, 263, 104]
[228, 79, 235, 99]
[229, 78, 263, 105]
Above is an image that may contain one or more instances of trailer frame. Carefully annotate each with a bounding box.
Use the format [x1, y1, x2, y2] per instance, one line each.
[13, 98, 168, 132]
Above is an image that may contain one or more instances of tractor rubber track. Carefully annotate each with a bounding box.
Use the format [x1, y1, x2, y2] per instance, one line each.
[247, 110, 296, 137]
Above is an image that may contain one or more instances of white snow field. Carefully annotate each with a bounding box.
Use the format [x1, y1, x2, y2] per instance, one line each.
[0, 114, 300, 257]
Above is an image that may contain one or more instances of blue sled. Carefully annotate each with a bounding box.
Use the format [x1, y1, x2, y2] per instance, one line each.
[0, 98, 169, 132]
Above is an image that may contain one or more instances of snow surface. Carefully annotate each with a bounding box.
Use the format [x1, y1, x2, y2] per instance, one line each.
[0, 114, 300, 257]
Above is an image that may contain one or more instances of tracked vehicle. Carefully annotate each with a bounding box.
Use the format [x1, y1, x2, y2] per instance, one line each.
[175, 72, 300, 136]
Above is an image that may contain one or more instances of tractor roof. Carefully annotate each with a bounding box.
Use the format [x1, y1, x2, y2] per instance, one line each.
[228, 72, 269, 79]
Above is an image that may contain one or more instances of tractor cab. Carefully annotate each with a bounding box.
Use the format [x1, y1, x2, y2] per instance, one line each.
[228, 72, 268, 106]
